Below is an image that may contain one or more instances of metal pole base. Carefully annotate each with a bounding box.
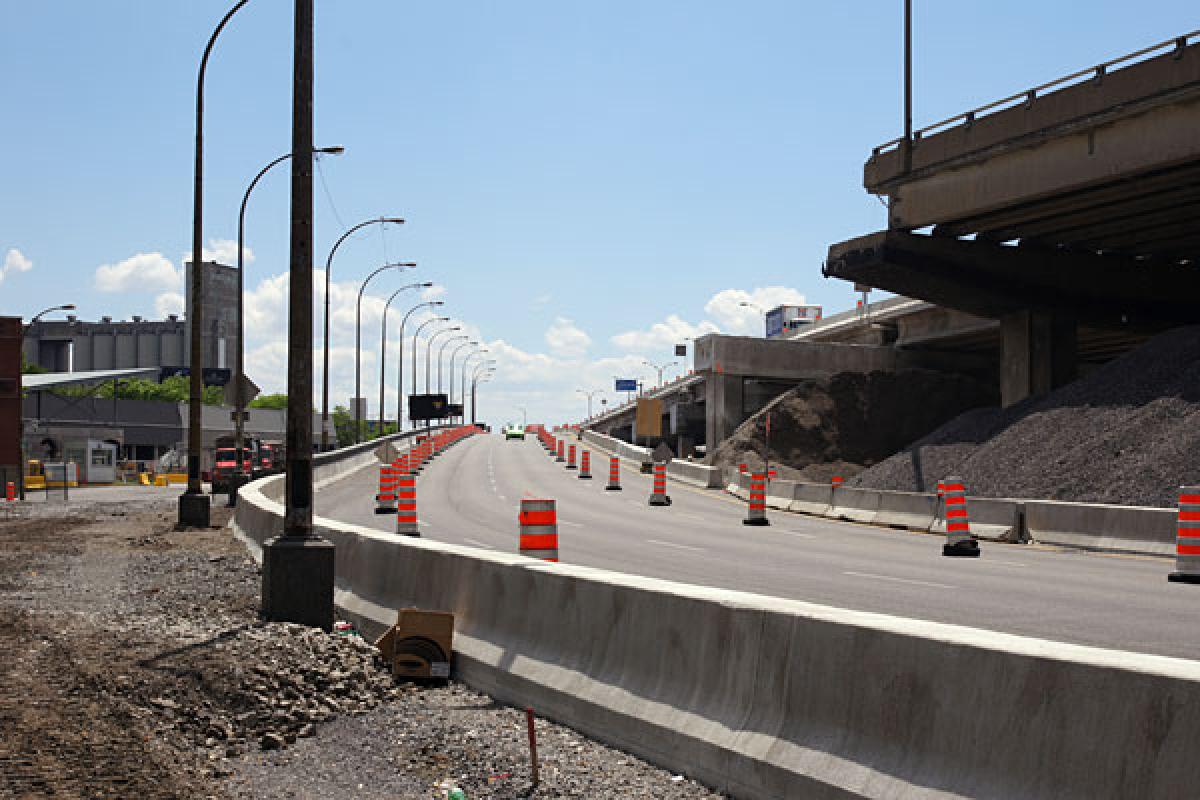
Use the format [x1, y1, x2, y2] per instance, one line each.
[1168, 572, 1200, 584]
[261, 534, 335, 631]
[743, 517, 770, 526]
[942, 540, 981, 558]
[178, 492, 211, 528]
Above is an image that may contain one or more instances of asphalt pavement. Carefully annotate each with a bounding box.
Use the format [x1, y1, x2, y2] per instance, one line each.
[314, 432, 1200, 661]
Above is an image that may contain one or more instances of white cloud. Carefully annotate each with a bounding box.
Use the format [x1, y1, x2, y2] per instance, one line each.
[544, 317, 591, 358]
[0, 248, 32, 284]
[611, 313, 719, 353]
[154, 291, 185, 318]
[198, 238, 254, 266]
[704, 286, 807, 334]
[95, 252, 182, 293]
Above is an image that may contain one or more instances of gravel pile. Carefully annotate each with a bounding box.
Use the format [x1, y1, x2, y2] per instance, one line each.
[710, 368, 995, 482]
[136, 622, 397, 758]
[853, 325, 1200, 507]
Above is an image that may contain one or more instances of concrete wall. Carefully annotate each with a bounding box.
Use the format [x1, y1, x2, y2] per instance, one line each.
[233, 435, 1200, 799]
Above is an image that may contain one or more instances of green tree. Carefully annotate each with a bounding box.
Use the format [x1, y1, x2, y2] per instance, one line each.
[55, 374, 223, 405]
[249, 393, 288, 409]
[20, 354, 47, 374]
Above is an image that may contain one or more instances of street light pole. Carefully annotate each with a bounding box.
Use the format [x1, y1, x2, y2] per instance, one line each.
[459, 350, 488, 420]
[411, 316, 448, 429]
[470, 365, 495, 425]
[378, 282, 431, 437]
[353, 261, 415, 443]
[425, 326, 461, 395]
[642, 360, 677, 387]
[182, 0, 250, 529]
[576, 388, 602, 419]
[437, 335, 469, 395]
[233, 145, 343, 502]
[447, 340, 477, 422]
[16, 305, 76, 501]
[396, 302, 443, 429]
[320, 215, 404, 450]
[516, 405, 527, 428]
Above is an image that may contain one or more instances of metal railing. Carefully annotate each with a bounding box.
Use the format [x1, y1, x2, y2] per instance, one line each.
[873, 30, 1199, 158]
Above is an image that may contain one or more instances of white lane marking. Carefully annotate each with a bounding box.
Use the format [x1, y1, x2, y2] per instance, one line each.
[462, 538, 495, 550]
[843, 571, 955, 589]
[647, 539, 707, 553]
[497, 495, 507, 502]
[982, 559, 1027, 568]
[558, 519, 584, 528]
[771, 529, 817, 539]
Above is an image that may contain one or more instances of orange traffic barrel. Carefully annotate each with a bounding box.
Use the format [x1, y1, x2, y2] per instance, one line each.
[606, 456, 622, 491]
[831, 475, 844, 488]
[519, 498, 559, 562]
[1168, 486, 1200, 583]
[375, 466, 398, 514]
[941, 476, 980, 557]
[566, 444, 577, 470]
[648, 462, 670, 506]
[395, 469, 419, 537]
[555, 440, 565, 462]
[4, 482, 14, 503]
[744, 472, 769, 526]
[579, 450, 592, 479]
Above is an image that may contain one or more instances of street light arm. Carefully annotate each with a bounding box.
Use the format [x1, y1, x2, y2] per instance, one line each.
[436, 334, 469, 394]
[396, 301, 444, 429]
[353, 261, 415, 443]
[378, 280, 428, 436]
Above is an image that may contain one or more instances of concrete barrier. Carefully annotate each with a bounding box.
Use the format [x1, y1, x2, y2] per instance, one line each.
[232, 475, 1200, 799]
[1025, 499, 1177, 556]
[789, 483, 833, 516]
[872, 490, 937, 532]
[827, 487, 881, 525]
[929, 496, 1023, 543]
[765, 478, 796, 511]
[581, 429, 723, 489]
[726, 469, 751, 500]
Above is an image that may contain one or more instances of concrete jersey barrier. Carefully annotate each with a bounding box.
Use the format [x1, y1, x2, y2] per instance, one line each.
[1025, 499, 1177, 555]
[232, 472, 1200, 800]
[581, 429, 723, 489]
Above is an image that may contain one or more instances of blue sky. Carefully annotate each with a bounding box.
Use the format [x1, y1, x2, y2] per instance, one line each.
[2, 2, 1196, 425]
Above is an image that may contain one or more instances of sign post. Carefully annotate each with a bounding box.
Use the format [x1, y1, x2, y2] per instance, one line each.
[764, 411, 772, 484]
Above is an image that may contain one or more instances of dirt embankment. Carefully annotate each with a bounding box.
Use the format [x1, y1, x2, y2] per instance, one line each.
[709, 368, 996, 482]
[852, 326, 1200, 508]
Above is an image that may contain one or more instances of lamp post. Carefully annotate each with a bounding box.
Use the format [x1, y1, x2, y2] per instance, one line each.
[16, 304, 76, 501]
[396, 302, 444, 429]
[378, 283, 432, 437]
[576, 388, 603, 419]
[353, 261, 415, 443]
[470, 363, 496, 425]
[437, 335, 469, 395]
[516, 405, 527, 428]
[233, 145, 343, 501]
[446, 340, 477, 422]
[424, 326, 461, 395]
[411, 316, 449, 429]
[459, 349, 488, 421]
[182, 0, 251, 529]
[320, 216, 405, 449]
[643, 360, 677, 387]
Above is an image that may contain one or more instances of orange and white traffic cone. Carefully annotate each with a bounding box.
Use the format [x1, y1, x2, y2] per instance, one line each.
[941, 476, 980, 557]
[375, 466, 397, 514]
[1168, 486, 1200, 583]
[396, 469, 418, 537]
[832, 475, 844, 488]
[556, 440, 565, 463]
[578, 450, 592, 479]
[744, 472, 769, 526]
[606, 456, 622, 491]
[4, 482, 14, 503]
[566, 444, 577, 470]
[519, 498, 559, 562]
[648, 462, 671, 506]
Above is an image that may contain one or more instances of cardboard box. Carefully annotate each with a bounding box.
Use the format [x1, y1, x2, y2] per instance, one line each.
[375, 608, 454, 679]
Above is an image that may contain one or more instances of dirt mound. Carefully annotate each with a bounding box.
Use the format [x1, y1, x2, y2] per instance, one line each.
[852, 325, 1200, 507]
[710, 369, 996, 481]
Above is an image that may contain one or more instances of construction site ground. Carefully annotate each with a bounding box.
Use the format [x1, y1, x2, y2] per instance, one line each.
[0, 492, 724, 799]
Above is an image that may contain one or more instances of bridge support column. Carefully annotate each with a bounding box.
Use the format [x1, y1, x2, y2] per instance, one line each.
[704, 372, 743, 451]
[1000, 310, 1076, 407]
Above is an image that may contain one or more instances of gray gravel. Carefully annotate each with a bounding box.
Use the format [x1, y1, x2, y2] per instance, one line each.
[853, 325, 1200, 507]
[0, 489, 730, 799]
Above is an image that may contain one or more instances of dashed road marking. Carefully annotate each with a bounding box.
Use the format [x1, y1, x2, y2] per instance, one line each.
[463, 538, 495, 550]
[557, 519, 584, 528]
[647, 539, 706, 553]
[843, 571, 955, 589]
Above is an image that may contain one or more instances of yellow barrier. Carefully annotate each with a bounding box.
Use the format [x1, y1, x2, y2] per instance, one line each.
[165, 473, 188, 485]
[139, 473, 151, 486]
[25, 476, 45, 490]
[154, 475, 168, 487]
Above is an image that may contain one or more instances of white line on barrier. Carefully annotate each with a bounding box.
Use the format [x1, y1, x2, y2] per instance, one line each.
[843, 571, 955, 589]
[463, 537, 495, 549]
[648, 539, 706, 553]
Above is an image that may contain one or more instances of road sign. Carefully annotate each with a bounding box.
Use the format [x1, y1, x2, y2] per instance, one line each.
[652, 442, 674, 464]
[635, 397, 662, 438]
[675, 344, 686, 357]
[222, 374, 260, 407]
[615, 378, 637, 392]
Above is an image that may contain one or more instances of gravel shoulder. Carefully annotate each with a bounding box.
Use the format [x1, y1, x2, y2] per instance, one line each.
[0, 492, 727, 799]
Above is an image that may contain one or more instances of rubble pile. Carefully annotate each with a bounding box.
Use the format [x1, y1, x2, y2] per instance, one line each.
[137, 622, 397, 757]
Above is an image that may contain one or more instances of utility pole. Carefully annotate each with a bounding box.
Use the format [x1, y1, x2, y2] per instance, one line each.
[262, 0, 334, 631]
[903, 0, 913, 174]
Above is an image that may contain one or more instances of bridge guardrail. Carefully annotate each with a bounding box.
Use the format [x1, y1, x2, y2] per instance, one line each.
[231, 441, 1200, 799]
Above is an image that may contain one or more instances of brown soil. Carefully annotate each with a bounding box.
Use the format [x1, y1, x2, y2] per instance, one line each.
[710, 368, 996, 481]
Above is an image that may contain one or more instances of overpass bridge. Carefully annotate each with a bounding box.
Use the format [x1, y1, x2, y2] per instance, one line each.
[826, 30, 1200, 406]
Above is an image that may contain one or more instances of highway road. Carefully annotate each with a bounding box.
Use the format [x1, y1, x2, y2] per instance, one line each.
[315, 432, 1200, 661]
